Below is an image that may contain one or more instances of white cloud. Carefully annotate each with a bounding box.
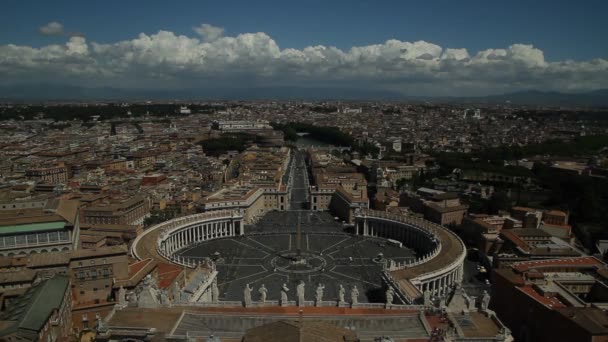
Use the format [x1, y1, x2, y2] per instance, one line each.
[39, 21, 64, 36]
[2, 24, 608, 95]
[193, 24, 224, 42]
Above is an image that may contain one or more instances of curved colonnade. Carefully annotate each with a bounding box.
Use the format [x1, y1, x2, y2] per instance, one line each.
[355, 209, 466, 304]
[131, 210, 244, 267]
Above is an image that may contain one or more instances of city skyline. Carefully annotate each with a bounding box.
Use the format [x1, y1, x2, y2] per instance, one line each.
[1, 0, 607, 97]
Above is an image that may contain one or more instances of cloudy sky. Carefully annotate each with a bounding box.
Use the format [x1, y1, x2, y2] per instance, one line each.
[1, 0, 607, 96]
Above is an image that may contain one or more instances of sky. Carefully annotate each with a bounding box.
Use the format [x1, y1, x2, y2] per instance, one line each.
[1, 0, 607, 96]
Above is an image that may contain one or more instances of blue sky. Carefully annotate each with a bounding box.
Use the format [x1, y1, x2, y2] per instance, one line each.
[1, 0, 607, 95]
[2, 0, 606, 60]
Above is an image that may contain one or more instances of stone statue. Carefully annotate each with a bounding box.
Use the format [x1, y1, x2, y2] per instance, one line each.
[96, 315, 106, 331]
[385, 287, 394, 305]
[315, 283, 325, 303]
[481, 290, 491, 310]
[160, 289, 170, 305]
[351, 285, 359, 305]
[171, 281, 181, 302]
[127, 291, 138, 305]
[259, 284, 268, 303]
[243, 283, 252, 306]
[118, 286, 126, 307]
[211, 281, 219, 303]
[423, 290, 431, 306]
[297, 280, 306, 306]
[468, 296, 477, 311]
[281, 283, 290, 305]
[338, 284, 346, 303]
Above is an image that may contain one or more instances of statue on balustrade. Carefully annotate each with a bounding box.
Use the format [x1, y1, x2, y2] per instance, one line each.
[315, 283, 325, 304]
[386, 287, 394, 305]
[481, 290, 491, 311]
[296, 280, 306, 306]
[281, 283, 290, 305]
[211, 280, 219, 303]
[351, 285, 359, 305]
[243, 283, 252, 306]
[338, 284, 346, 303]
[259, 284, 268, 303]
[423, 290, 431, 306]
[118, 286, 126, 307]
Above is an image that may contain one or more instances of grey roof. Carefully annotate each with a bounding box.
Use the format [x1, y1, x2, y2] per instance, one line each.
[0, 275, 70, 338]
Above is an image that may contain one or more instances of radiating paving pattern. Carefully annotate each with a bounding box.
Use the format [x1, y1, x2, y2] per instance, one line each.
[178, 211, 415, 303]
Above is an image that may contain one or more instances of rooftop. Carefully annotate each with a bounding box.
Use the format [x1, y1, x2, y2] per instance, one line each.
[0, 276, 70, 338]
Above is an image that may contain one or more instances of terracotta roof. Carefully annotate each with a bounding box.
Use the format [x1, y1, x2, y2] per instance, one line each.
[28, 252, 70, 268]
[114, 258, 157, 288]
[512, 206, 536, 212]
[545, 210, 568, 217]
[0, 269, 36, 284]
[157, 262, 184, 289]
[518, 285, 566, 309]
[0, 256, 28, 269]
[512, 256, 604, 273]
[70, 245, 127, 260]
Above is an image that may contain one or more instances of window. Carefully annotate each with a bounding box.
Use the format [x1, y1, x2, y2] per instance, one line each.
[15, 235, 26, 245]
[38, 233, 48, 243]
[5, 237, 15, 247]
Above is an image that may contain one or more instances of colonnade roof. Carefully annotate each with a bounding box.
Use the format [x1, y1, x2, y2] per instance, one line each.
[389, 224, 464, 281]
[132, 225, 163, 262]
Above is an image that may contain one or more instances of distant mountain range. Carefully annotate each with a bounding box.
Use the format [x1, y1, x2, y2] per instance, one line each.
[0, 84, 607, 107]
[452, 89, 608, 107]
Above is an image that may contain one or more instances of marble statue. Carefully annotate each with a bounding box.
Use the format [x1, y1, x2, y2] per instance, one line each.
[171, 281, 181, 302]
[243, 283, 252, 306]
[297, 280, 306, 306]
[127, 291, 138, 305]
[338, 284, 346, 303]
[423, 290, 431, 306]
[211, 281, 219, 303]
[281, 283, 290, 305]
[481, 290, 491, 310]
[468, 296, 477, 311]
[351, 285, 359, 305]
[385, 287, 394, 305]
[137, 277, 161, 308]
[259, 284, 268, 303]
[160, 289, 170, 305]
[315, 283, 325, 303]
[118, 286, 126, 307]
